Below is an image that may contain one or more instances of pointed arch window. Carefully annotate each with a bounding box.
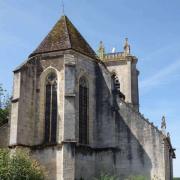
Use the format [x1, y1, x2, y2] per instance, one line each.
[79, 76, 89, 144]
[111, 73, 125, 100]
[44, 72, 57, 144]
[112, 73, 120, 91]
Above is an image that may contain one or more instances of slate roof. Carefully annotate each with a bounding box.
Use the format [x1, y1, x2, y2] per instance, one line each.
[29, 15, 97, 59]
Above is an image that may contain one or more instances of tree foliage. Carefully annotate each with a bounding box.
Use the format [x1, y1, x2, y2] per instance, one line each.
[0, 84, 10, 126]
[0, 149, 46, 180]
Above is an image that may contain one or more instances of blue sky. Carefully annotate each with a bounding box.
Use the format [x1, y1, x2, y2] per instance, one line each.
[0, 0, 180, 176]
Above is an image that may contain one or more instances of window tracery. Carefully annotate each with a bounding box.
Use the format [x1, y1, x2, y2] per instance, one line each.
[44, 72, 57, 143]
[79, 76, 89, 144]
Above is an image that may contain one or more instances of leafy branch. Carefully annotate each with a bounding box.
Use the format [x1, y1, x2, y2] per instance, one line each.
[0, 84, 10, 126]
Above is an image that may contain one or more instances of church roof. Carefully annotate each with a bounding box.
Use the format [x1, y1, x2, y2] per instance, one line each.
[29, 15, 97, 59]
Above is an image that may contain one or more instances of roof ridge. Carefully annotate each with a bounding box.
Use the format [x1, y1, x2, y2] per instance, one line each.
[65, 16, 97, 58]
[63, 15, 72, 49]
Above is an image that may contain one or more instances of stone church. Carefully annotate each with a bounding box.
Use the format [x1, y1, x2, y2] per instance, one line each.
[0, 15, 176, 179]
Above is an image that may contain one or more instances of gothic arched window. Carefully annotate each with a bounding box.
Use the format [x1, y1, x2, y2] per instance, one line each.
[44, 72, 57, 144]
[79, 76, 89, 144]
[112, 73, 120, 91]
[111, 73, 125, 100]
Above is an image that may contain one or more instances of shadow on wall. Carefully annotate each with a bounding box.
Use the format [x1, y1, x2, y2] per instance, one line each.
[75, 63, 152, 180]
[114, 109, 152, 179]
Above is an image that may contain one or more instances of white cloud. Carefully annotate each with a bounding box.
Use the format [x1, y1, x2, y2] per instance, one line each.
[140, 59, 180, 92]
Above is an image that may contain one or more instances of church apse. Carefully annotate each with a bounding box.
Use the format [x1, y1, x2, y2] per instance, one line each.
[6, 15, 175, 180]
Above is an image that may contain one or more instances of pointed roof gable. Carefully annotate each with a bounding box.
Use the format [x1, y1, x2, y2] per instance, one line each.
[30, 16, 97, 59]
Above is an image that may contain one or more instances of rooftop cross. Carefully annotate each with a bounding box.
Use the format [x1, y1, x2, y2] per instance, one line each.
[61, 0, 65, 15]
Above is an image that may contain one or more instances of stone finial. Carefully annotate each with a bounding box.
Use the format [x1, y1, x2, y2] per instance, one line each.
[161, 116, 166, 129]
[167, 132, 170, 138]
[97, 41, 105, 60]
[123, 38, 130, 55]
[161, 116, 167, 135]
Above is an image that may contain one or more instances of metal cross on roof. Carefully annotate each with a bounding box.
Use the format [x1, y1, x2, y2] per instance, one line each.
[61, 0, 65, 15]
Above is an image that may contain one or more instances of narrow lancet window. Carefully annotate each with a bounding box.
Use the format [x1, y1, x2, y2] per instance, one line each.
[44, 72, 57, 143]
[79, 76, 89, 144]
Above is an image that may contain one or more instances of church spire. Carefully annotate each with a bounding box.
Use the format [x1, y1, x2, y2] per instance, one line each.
[123, 38, 130, 55]
[98, 41, 105, 60]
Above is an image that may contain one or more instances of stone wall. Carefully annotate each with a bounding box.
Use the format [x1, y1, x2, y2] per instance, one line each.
[10, 71, 21, 145]
[31, 146, 63, 180]
[106, 61, 131, 102]
[164, 138, 173, 180]
[95, 63, 115, 147]
[0, 123, 9, 148]
[74, 62, 168, 180]
[9, 50, 99, 180]
[32, 143, 75, 180]
[105, 57, 139, 110]
[64, 52, 97, 145]
[75, 97, 167, 179]
[17, 62, 37, 145]
[10, 52, 65, 146]
[116, 99, 165, 179]
[37, 54, 64, 144]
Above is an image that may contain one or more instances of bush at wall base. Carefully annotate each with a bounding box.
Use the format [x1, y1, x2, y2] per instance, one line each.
[94, 173, 118, 180]
[0, 149, 46, 180]
[125, 175, 147, 180]
[94, 173, 147, 180]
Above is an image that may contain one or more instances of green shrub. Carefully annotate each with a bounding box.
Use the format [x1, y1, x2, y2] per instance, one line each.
[94, 173, 148, 180]
[125, 175, 147, 180]
[0, 84, 10, 126]
[0, 149, 46, 180]
[94, 172, 117, 180]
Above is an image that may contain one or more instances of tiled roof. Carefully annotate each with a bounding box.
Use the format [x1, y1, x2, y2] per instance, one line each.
[29, 15, 97, 59]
